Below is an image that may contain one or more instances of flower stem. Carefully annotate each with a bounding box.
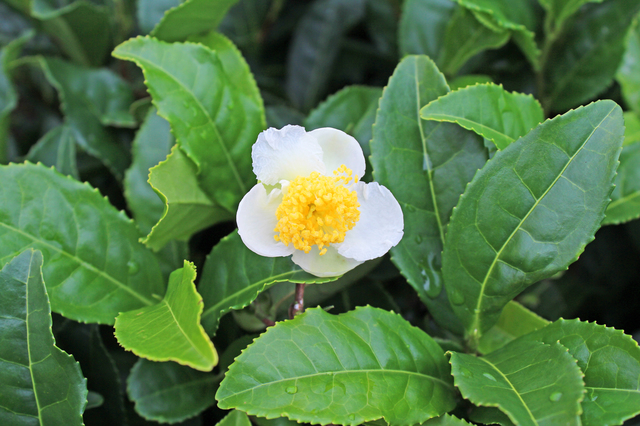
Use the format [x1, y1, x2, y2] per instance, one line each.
[288, 283, 306, 319]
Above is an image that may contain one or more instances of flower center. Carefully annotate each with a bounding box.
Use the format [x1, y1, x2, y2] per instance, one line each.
[274, 165, 360, 255]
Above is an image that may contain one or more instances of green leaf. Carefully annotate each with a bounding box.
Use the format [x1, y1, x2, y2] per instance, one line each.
[424, 414, 474, 425]
[469, 406, 515, 425]
[442, 100, 623, 340]
[0, 162, 164, 324]
[217, 410, 251, 426]
[113, 35, 265, 212]
[399, 0, 457, 60]
[477, 301, 550, 355]
[198, 230, 337, 336]
[285, 0, 366, 111]
[127, 359, 219, 423]
[370, 55, 487, 333]
[115, 260, 217, 371]
[420, 84, 544, 150]
[25, 124, 79, 179]
[0, 250, 87, 425]
[448, 75, 493, 91]
[604, 141, 640, 225]
[151, 0, 239, 42]
[137, 0, 182, 35]
[216, 306, 456, 425]
[542, 0, 640, 112]
[521, 319, 640, 426]
[541, 0, 605, 35]
[617, 19, 640, 114]
[450, 339, 584, 426]
[624, 111, 640, 146]
[142, 145, 233, 252]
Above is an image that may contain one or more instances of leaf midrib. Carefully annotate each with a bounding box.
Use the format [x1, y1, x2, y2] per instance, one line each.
[162, 294, 212, 365]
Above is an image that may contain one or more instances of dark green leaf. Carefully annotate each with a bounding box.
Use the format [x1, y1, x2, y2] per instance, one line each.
[370, 55, 487, 333]
[115, 261, 217, 371]
[0, 162, 164, 324]
[541, 0, 606, 35]
[127, 359, 219, 423]
[265, 105, 306, 129]
[398, 0, 456, 60]
[424, 414, 474, 425]
[364, 0, 398, 58]
[137, 0, 182, 35]
[450, 339, 584, 425]
[420, 83, 544, 150]
[217, 306, 456, 425]
[25, 124, 79, 178]
[218, 0, 272, 56]
[198, 230, 337, 336]
[442, 101, 623, 340]
[217, 410, 251, 426]
[617, 19, 640, 114]
[86, 391, 104, 410]
[448, 75, 493, 91]
[604, 141, 640, 225]
[151, 0, 239, 42]
[469, 406, 515, 425]
[0, 250, 87, 425]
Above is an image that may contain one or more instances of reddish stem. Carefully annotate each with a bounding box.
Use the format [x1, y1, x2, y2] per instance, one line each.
[288, 283, 306, 319]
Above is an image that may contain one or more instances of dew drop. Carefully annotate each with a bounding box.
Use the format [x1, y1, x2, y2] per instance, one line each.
[549, 392, 562, 402]
[415, 234, 423, 244]
[405, 205, 416, 212]
[348, 414, 356, 421]
[286, 386, 298, 394]
[127, 260, 139, 275]
[482, 373, 497, 382]
[449, 289, 465, 305]
[460, 367, 473, 378]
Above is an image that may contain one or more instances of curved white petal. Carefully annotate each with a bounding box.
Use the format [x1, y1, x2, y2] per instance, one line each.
[237, 184, 295, 257]
[308, 128, 365, 179]
[252, 125, 325, 185]
[292, 246, 363, 277]
[338, 182, 404, 262]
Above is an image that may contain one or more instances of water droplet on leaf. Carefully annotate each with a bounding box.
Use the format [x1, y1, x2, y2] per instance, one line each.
[286, 386, 298, 394]
[405, 205, 416, 212]
[482, 373, 497, 381]
[549, 392, 562, 402]
[460, 367, 473, 378]
[348, 414, 356, 421]
[449, 289, 465, 305]
[415, 234, 423, 244]
[127, 260, 139, 275]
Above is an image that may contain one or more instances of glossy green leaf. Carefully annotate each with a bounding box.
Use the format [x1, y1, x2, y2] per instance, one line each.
[370, 55, 487, 333]
[113, 35, 265, 212]
[424, 414, 474, 425]
[151, 0, 239, 42]
[217, 306, 456, 425]
[399, 0, 457, 60]
[25, 124, 79, 178]
[442, 100, 623, 340]
[198, 231, 337, 336]
[0, 162, 164, 324]
[469, 406, 515, 425]
[450, 339, 584, 426]
[604, 142, 640, 225]
[0, 250, 87, 425]
[624, 112, 640, 146]
[478, 301, 550, 355]
[521, 319, 640, 426]
[541, 0, 605, 35]
[285, 0, 366, 111]
[542, 0, 640, 112]
[115, 260, 217, 371]
[617, 19, 640, 114]
[127, 359, 219, 423]
[143, 145, 232, 252]
[137, 0, 182, 35]
[217, 410, 251, 426]
[421, 84, 544, 150]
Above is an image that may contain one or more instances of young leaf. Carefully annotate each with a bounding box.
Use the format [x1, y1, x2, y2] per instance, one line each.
[603, 142, 640, 225]
[113, 36, 265, 212]
[25, 124, 79, 178]
[217, 410, 252, 426]
[198, 231, 337, 336]
[0, 250, 87, 425]
[127, 359, 219, 423]
[521, 319, 640, 426]
[442, 100, 623, 340]
[450, 339, 584, 426]
[370, 55, 487, 333]
[420, 84, 544, 150]
[151, 0, 239, 42]
[617, 19, 640, 114]
[216, 306, 456, 425]
[115, 260, 217, 372]
[0, 163, 164, 324]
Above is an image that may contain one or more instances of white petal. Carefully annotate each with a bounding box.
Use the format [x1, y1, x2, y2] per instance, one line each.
[308, 127, 366, 178]
[252, 125, 325, 185]
[338, 182, 404, 262]
[237, 184, 295, 257]
[292, 246, 363, 277]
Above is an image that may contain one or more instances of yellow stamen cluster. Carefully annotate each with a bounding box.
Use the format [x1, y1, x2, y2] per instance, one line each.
[274, 165, 360, 255]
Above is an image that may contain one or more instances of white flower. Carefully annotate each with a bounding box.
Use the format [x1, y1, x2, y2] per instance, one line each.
[236, 125, 404, 277]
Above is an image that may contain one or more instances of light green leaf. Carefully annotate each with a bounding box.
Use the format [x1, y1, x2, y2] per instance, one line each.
[216, 306, 456, 425]
[521, 319, 640, 426]
[217, 410, 251, 426]
[442, 101, 623, 340]
[143, 145, 233, 252]
[450, 339, 584, 426]
[370, 55, 487, 333]
[127, 359, 219, 423]
[618, 19, 640, 114]
[25, 124, 79, 178]
[0, 162, 164, 324]
[399, 0, 457, 60]
[0, 250, 87, 425]
[541, 0, 606, 35]
[113, 35, 265, 212]
[542, 0, 640, 112]
[421, 84, 544, 150]
[137, 0, 182, 35]
[604, 141, 640, 225]
[151, 0, 239, 42]
[198, 230, 338, 336]
[115, 260, 217, 371]
[624, 111, 640, 146]
[478, 301, 550, 355]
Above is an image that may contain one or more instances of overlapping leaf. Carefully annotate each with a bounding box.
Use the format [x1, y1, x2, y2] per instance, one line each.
[115, 261, 217, 371]
[617, 19, 640, 114]
[540, 0, 606, 35]
[370, 55, 487, 332]
[421, 84, 544, 150]
[424, 415, 474, 425]
[218, 410, 252, 426]
[603, 141, 640, 225]
[137, 0, 182, 35]
[217, 306, 456, 425]
[0, 163, 164, 324]
[25, 124, 78, 178]
[624, 112, 640, 146]
[0, 250, 87, 425]
[442, 101, 623, 340]
[151, 0, 239, 42]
